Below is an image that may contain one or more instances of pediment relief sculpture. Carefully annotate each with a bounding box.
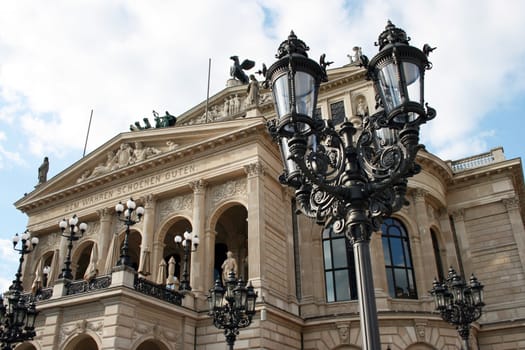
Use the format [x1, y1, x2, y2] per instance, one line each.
[77, 141, 167, 183]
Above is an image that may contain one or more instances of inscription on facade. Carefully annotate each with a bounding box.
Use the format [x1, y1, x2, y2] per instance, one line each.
[64, 164, 196, 213]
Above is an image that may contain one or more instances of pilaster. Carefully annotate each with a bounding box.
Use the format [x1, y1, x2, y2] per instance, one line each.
[244, 161, 266, 290]
[412, 189, 437, 291]
[503, 197, 525, 269]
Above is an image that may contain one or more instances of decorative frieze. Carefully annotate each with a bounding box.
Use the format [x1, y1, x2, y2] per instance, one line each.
[211, 179, 247, 206]
[158, 195, 193, 222]
[59, 319, 103, 345]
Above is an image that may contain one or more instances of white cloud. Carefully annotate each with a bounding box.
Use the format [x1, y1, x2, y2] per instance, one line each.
[0, 0, 523, 162]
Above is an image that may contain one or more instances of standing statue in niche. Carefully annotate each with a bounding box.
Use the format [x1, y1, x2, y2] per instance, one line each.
[37, 157, 49, 184]
[356, 96, 369, 117]
[246, 74, 260, 107]
[221, 251, 238, 283]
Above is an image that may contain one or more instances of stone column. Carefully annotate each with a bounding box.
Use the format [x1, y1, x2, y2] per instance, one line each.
[138, 194, 156, 279]
[413, 189, 437, 291]
[203, 228, 216, 289]
[189, 179, 206, 296]
[97, 208, 113, 275]
[503, 197, 525, 268]
[244, 161, 266, 289]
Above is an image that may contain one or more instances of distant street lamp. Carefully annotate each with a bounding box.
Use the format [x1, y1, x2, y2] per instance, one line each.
[0, 231, 39, 349]
[174, 231, 199, 292]
[430, 267, 485, 350]
[208, 271, 257, 350]
[115, 198, 144, 267]
[265, 21, 436, 349]
[58, 215, 87, 280]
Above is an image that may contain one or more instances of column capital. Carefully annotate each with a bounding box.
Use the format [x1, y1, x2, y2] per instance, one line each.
[503, 197, 520, 211]
[143, 193, 157, 208]
[189, 179, 207, 194]
[244, 161, 265, 177]
[413, 188, 428, 202]
[451, 209, 465, 221]
[97, 208, 111, 220]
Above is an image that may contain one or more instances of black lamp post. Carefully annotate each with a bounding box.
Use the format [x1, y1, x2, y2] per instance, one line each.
[208, 271, 257, 350]
[266, 22, 436, 349]
[58, 215, 87, 280]
[0, 231, 39, 349]
[430, 267, 484, 350]
[115, 198, 144, 267]
[174, 231, 199, 292]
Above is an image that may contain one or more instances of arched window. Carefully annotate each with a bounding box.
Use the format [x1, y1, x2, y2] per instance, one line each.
[381, 218, 417, 299]
[431, 229, 445, 281]
[322, 226, 357, 302]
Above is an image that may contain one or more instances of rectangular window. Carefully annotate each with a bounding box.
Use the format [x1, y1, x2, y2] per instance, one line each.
[322, 226, 358, 302]
[330, 101, 345, 125]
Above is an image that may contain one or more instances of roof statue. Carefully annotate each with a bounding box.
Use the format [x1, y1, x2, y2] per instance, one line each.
[37, 156, 49, 185]
[130, 110, 177, 132]
[230, 55, 255, 84]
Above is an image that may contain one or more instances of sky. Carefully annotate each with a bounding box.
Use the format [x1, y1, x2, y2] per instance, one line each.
[1, 0, 524, 291]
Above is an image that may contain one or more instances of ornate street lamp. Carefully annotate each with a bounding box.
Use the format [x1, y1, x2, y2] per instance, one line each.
[115, 198, 144, 267]
[58, 215, 87, 280]
[0, 231, 39, 349]
[207, 270, 257, 350]
[430, 267, 484, 350]
[266, 22, 436, 349]
[174, 231, 199, 292]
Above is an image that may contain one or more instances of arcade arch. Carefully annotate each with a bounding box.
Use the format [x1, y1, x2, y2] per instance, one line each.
[62, 334, 99, 350]
[213, 204, 248, 282]
[159, 218, 192, 286]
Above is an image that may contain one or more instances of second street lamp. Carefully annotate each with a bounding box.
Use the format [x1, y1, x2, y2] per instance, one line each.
[174, 231, 199, 293]
[58, 215, 87, 280]
[0, 231, 39, 350]
[265, 22, 436, 349]
[115, 198, 144, 267]
[208, 270, 257, 350]
[430, 267, 485, 350]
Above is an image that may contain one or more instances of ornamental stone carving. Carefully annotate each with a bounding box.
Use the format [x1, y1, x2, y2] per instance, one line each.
[158, 195, 193, 222]
[211, 179, 247, 205]
[451, 209, 465, 221]
[244, 161, 265, 177]
[503, 197, 520, 211]
[336, 322, 351, 344]
[77, 141, 164, 183]
[189, 179, 207, 194]
[60, 319, 103, 345]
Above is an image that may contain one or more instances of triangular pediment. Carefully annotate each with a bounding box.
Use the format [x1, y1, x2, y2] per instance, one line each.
[15, 117, 270, 213]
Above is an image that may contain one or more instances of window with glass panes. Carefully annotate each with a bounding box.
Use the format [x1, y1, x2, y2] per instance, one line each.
[381, 218, 417, 299]
[330, 101, 345, 125]
[322, 226, 357, 302]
